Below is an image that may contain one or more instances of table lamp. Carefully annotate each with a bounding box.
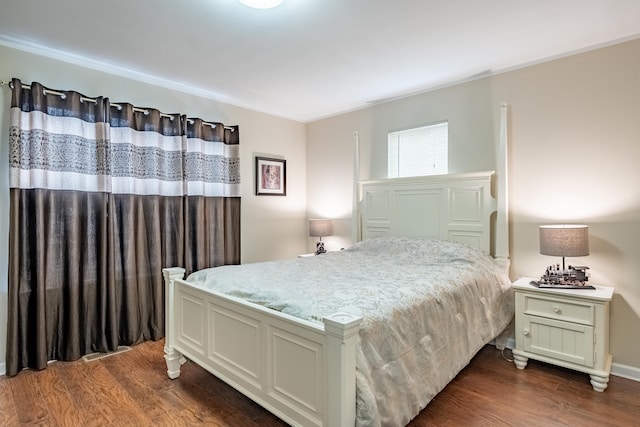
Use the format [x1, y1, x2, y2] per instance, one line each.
[536, 224, 593, 287]
[309, 219, 333, 255]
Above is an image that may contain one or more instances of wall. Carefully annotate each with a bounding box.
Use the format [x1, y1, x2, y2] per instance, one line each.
[306, 39, 640, 373]
[0, 45, 308, 374]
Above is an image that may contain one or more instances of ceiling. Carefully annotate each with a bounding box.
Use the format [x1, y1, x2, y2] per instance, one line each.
[1, 0, 639, 122]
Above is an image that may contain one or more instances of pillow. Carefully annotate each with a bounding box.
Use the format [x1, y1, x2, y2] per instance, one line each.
[348, 236, 486, 264]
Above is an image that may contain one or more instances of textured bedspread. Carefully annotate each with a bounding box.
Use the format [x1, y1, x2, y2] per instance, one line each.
[187, 237, 513, 426]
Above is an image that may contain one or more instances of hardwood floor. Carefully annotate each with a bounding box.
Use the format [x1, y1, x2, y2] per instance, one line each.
[1, 340, 638, 426]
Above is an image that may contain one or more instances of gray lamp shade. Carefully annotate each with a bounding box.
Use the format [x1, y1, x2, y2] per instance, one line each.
[539, 225, 589, 257]
[308, 219, 333, 237]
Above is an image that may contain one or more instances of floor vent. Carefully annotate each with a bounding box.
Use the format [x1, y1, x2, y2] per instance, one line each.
[82, 346, 132, 362]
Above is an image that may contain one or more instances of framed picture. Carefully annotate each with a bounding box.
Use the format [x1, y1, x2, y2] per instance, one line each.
[255, 156, 286, 196]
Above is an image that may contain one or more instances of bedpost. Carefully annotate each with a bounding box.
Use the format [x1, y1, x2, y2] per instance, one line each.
[353, 131, 361, 244]
[162, 267, 186, 379]
[323, 312, 362, 427]
[495, 103, 511, 274]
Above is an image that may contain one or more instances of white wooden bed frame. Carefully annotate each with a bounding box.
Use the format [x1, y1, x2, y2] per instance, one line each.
[163, 106, 510, 427]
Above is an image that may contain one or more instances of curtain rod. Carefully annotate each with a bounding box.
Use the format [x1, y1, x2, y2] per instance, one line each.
[1, 79, 235, 131]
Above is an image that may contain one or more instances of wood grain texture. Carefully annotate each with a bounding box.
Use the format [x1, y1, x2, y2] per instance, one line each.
[0, 340, 638, 426]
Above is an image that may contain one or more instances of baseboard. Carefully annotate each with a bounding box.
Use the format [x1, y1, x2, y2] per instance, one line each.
[0, 346, 132, 376]
[611, 362, 640, 382]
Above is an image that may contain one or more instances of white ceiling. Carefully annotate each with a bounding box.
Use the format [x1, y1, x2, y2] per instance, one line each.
[1, 0, 639, 122]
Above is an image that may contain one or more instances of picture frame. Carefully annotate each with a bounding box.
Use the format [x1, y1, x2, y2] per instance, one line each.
[255, 156, 286, 196]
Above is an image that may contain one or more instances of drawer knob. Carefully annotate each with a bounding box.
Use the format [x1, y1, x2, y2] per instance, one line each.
[522, 329, 530, 337]
[553, 305, 561, 314]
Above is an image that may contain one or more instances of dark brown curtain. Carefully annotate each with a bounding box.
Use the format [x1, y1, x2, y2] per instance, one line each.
[8, 190, 113, 369]
[6, 79, 241, 376]
[109, 103, 186, 343]
[111, 194, 185, 342]
[184, 119, 241, 274]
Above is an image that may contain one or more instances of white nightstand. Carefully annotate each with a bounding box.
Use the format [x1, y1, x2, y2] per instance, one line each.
[298, 253, 317, 258]
[512, 277, 614, 392]
[298, 250, 340, 258]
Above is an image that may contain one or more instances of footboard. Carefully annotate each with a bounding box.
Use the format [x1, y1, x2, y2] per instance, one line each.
[162, 268, 362, 427]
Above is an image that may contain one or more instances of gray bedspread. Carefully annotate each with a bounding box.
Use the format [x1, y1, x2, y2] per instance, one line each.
[187, 237, 514, 426]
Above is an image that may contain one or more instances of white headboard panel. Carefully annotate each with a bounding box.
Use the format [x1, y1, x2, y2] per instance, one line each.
[359, 171, 495, 254]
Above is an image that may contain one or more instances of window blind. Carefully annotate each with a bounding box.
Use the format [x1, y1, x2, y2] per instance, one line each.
[388, 121, 448, 178]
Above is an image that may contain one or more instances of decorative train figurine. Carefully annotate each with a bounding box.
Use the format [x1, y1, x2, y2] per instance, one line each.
[531, 264, 595, 289]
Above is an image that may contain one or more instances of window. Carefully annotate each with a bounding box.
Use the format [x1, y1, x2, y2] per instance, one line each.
[388, 121, 448, 178]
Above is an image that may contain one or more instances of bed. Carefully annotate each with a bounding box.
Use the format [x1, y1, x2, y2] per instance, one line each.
[162, 107, 512, 426]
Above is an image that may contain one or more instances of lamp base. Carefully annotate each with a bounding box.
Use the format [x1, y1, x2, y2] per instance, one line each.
[534, 264, 592, 288]
[315, 241, 326, 255]
[530, 280, 595, 290]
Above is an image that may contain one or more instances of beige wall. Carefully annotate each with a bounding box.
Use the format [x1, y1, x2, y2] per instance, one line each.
[0, 45, 308, 374]
[307, 39, 640, 370]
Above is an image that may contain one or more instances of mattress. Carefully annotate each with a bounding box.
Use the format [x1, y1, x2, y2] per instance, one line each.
[187, 237, 514, 426]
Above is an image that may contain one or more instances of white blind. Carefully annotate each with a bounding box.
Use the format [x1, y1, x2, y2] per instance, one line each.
[388, 121, 448, 178]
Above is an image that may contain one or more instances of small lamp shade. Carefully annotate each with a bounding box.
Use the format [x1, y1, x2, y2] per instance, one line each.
[308, 219, 333, 237]
[540, 224, 589, 270]
[539, 225, 589, 257]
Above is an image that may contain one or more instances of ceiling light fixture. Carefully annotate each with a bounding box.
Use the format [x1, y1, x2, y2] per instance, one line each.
[237, 0, 282, 9]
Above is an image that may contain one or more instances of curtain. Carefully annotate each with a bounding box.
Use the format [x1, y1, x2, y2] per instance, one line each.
[183, 118, 240, 273]
[7, 79, 240, 376]
[108, 103, 186, 344]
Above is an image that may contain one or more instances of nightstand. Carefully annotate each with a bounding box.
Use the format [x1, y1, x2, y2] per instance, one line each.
[512, 277, 614, 392]
[298, 253, 317, 258]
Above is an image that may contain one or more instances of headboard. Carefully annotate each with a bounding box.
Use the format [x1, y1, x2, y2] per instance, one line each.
[359, 171, 495, 253]
[352, 104, 510, 273]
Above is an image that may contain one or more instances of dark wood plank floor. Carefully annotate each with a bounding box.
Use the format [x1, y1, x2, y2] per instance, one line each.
[1, 339, 638, 426]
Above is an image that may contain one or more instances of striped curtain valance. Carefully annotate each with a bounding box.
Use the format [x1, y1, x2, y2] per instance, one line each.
[185, 118, 240, 197]
[9, 79, 241, 197]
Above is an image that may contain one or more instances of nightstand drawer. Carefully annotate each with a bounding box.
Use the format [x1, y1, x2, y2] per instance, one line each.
[522, 294, 595, 326]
